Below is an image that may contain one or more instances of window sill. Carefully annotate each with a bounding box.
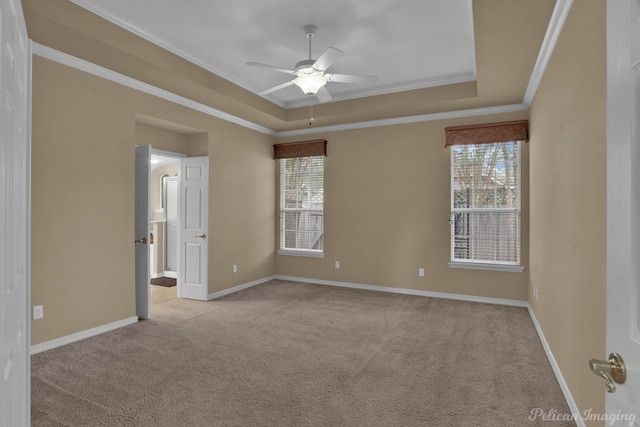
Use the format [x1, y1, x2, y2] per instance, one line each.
[278, 249, 325, 259]
[448, 261, 525, 273]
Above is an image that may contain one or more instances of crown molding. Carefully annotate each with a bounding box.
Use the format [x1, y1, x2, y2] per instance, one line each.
[32, 43, 277, 136]
[275, 104, 528, 138]
[32, 43, 528, 138]
[523, 0, 574, 105]
[67, 0, 272, 105]
[282, 72, 477, 109]
[34, 0, 572, 140]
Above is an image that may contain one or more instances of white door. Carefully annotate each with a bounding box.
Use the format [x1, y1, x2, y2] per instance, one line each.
[134, 145, 151, 318]
[605, 0, 640, 423]
[0, 0, 31, 424]
[178, 157, 209, 300]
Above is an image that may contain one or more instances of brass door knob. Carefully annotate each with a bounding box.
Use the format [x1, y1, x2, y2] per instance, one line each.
[589, 353, 626, 393]
[134, 237, 148, 244]
[195, 233, 206, 239]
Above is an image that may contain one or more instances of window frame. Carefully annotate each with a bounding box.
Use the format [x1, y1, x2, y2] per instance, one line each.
[448, 141, 524, 273]
[277, 155, 325, 258]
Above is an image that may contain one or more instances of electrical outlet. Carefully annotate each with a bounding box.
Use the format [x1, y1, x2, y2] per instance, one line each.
[534, 287, 539, 301]
[419, 268, 425, 277]
[232, 264, 238, 273]
[33, 305, 43, 320]
[335, 261, 340, 269]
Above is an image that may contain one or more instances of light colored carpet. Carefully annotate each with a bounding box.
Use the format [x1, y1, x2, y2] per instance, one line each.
[31, 280, 575, 426]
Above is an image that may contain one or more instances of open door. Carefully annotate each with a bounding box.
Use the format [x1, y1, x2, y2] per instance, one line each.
[178, 157, 209, 300]
[134, 145, 151, 318]
[603, 0, 640, 422]
[0, 0, 31, 424]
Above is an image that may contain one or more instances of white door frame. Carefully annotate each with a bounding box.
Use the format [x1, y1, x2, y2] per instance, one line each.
[135, 147, 187, 317]
[152, 149, 187, 293]
[1, 0, 31, 424]
[163, 175, 179, 278]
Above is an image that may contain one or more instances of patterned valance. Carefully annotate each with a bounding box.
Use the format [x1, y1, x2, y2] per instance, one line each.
[445, 120, 528, 147]
[274, 139, 327, 159]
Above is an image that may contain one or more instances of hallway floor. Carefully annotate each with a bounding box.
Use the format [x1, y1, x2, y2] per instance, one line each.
[150, 283, 177, 306]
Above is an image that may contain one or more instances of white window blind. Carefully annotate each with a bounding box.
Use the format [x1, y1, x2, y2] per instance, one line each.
[450, 141, 521, 265]
[280, 156, 324, 252]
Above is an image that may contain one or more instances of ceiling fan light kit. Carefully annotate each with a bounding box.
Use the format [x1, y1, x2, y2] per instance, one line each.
[294, 72, 327, 95]
[247, 24, 378, 103]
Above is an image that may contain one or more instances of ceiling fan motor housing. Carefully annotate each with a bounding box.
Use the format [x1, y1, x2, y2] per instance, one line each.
[295, 59, 317, 73]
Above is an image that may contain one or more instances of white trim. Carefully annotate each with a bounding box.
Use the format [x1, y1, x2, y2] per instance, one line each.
[527, 306, 585, 427]
[150, 148, 187, 159]
[523, 0, 574, 105]
[32, 43, 277, 137]
[274, 275, 580, 423]
[275, 275, 528, 307]
[275, 104, 528, 138]
[284, 72, 477, 109]
[162, 270, 177, 279]
[25, 37, 34, 418]
[30, 43, 528, 137]
[448, 261, 525, 273]
[66, 0, 279, 106]
[277, 249, 326, 258]
[32, 0, 572, 139]
[30, 316, 139, 355]
[207, 275, 276, 300]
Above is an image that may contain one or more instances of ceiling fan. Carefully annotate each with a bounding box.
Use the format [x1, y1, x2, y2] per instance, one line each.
[246, 25, 378, 103]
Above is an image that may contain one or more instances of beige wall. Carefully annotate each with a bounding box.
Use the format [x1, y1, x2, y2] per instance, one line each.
[30, 56, 276, 344]
[529, 0, 606, 424]
[275, 110, 530, 301]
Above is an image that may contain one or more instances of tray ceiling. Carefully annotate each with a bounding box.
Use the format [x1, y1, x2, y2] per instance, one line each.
[69, 0, 476, 108]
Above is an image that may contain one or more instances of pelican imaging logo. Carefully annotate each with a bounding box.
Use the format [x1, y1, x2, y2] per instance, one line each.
[529, 408, 637, 425]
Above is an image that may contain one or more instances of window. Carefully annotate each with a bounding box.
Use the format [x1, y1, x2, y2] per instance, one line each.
[445, 120, 527, 271]
[274, 139, 326, 257]
[451, 142, 520, 266]
[280, 156, 324, 253]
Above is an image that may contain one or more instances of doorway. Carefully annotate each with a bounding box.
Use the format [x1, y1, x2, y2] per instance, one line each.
[149, 151, 183, 307]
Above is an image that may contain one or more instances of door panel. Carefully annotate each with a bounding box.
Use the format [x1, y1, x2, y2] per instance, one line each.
[606, 0, 640, 422]
[1, 0, 31, 424]
[134, 145, 151, 319]
[178, 157, 208, 301]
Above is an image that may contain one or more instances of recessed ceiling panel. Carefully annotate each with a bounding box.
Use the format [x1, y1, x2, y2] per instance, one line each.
[71, 0, 476, 108]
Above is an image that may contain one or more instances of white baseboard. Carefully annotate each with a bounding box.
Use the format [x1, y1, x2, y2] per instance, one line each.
[527, 306, 585, 427]
[163, 271, 177, 279]
[207, 275, 276, 300]
[275, 275, 528, 307]
[30, 316, 138, 355]
[29, 275, 579, 427]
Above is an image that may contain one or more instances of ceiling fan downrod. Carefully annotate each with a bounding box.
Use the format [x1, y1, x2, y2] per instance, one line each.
[304, 25, 317, 61]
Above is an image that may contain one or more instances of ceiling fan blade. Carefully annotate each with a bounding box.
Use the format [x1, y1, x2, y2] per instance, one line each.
[259, 80, 295, 95]
[315, 86, 333, 103]
[313, 47, 344, 71]
[325, 73, 379, 84]
[246, 62, 296, 75]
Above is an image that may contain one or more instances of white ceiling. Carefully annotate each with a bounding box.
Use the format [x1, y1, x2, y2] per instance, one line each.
[70, 0, 476, 109]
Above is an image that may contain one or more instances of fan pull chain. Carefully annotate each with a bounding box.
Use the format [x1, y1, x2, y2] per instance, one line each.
[309, 94, 314, 126]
